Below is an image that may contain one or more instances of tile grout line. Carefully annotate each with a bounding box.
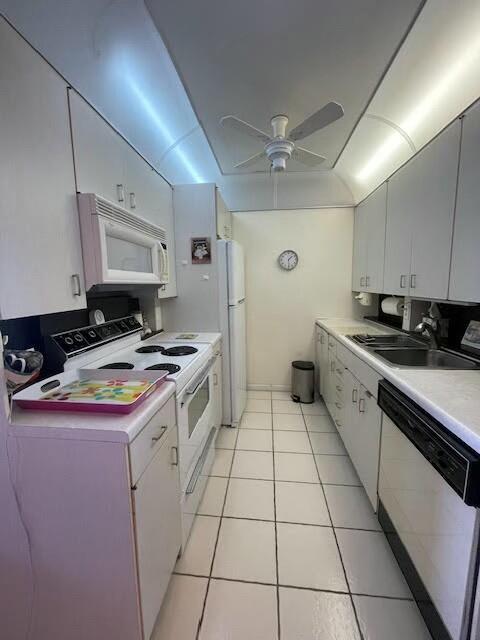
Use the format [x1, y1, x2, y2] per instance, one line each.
[173, 570, 415, 602]
[303, 406, 366, 640]
[271, 396, 281, 640]
[195, 425, 240, 640]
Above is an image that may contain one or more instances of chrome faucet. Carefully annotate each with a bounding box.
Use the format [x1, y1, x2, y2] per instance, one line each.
[414, 317, 440, 350]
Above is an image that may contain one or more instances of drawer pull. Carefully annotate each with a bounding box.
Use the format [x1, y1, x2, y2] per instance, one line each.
[366, 276, 370, 287]
[336, 385, 342, 392]
[116, 183, 125, 202]
[335, 402, 342, 409]
[352, 388, 358, 404]
[359, 398, 366, 413]
[330, 361, 335, 372]
[400, 274, 407, 289]
[171, 445, 178, 466]
[151, 426, 168, 443]
[336, 368, 343, 375]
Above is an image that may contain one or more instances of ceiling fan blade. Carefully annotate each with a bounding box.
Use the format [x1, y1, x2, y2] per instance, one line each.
[289, 102, 344, 142]
[292, 146, 326, 167]
[234, 151, 267, 169]
[220, 115, 272, 144]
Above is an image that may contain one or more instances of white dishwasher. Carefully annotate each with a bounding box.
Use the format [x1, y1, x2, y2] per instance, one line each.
[378, 381, 480, 640]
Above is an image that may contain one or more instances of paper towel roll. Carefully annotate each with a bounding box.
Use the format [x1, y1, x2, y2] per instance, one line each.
[354, 292, 372, 307]
[381, 296, 404, 316]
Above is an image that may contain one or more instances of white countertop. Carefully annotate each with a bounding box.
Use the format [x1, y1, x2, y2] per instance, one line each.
[9, 381, 176, 444]
[316, 317, 480, 453]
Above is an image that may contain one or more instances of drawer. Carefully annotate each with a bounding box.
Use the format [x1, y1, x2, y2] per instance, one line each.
[336, 341, 381, 398]
[129, 395, 176, 485]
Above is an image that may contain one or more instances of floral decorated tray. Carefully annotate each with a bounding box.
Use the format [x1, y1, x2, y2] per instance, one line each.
[14, 369, 168, 414]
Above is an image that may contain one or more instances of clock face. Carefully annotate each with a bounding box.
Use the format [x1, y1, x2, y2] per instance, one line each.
[278, 250, 299, 271]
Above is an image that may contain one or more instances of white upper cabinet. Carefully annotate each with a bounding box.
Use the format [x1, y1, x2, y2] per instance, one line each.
[409, 121, 460, 299]
[69, 91, 126, 205]
[384, 121, 460, 298]
[449, 102, 480, 302]
[352, 184, 386, 293]
[352, 204, 367, 291]
[365, 184, 387, 293]
[216, 190, 232, 239]
[0, 19, 86, 319]
[69, 90, 176, 298]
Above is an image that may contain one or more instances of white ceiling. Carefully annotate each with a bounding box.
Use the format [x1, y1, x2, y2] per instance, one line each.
[146, 0, 423, 175]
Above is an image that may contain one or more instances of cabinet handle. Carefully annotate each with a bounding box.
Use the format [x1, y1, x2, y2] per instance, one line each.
[330, 361, 335, 372]
[151, 425, 167, 444]
[410, 274, 416, 289]
[171, 445, 178, 466]
[335, 402, 342, 409]
[352, 388, 358, 404]
[366, 276, 370, 288]
[400, 275, 406, 288]
[336, 385, 342, 392]
[71, 274, 82, 297]
[336, 368, 343, 376]
[129, 192, 137, 209]
[116, 184, 125, 202]
[358, 398, 366, 413]
[335, 419, 341, 427]
[320, 335, 325, 344]
[360, 277, 365, 287]
[213, 373, 218, 386]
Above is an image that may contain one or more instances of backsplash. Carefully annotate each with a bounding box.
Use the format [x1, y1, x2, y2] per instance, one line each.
[0, 293, 141, 378]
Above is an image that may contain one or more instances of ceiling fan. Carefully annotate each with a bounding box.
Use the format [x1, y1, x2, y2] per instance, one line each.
[220, 102, 344, 172]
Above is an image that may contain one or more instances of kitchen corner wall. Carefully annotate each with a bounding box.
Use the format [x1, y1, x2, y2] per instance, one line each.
[233, 208, 356, 389]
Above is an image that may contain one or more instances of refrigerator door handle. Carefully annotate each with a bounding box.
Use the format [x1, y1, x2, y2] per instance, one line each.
[238, 298, 245, 304]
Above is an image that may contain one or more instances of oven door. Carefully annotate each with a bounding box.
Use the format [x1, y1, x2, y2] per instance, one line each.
[177, 358, 215, 487]
[99, 217, 166, 285]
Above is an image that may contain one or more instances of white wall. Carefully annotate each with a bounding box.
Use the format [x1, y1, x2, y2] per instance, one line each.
[233, 208, 357, 389]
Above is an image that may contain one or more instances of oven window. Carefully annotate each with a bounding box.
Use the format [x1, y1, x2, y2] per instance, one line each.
[188, 377, 210, 438]
[106, 235, 153, 273]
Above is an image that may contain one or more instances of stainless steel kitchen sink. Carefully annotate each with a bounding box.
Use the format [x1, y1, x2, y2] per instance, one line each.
[372, 348, 478, 369]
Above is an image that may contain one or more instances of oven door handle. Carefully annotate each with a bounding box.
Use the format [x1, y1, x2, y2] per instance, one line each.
[185, 357, 216, 396]
[186, 426, 216, 495]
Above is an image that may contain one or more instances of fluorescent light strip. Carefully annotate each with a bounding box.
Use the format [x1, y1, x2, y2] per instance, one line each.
[127, 79, 204, 184]
[356, 33, 480, 184]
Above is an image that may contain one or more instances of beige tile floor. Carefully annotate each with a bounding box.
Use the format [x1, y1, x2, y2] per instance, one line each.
[152, 391, 432, 640]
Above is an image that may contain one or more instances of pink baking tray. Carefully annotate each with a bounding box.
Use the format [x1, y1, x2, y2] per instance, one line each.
[14, 369, 169, 415]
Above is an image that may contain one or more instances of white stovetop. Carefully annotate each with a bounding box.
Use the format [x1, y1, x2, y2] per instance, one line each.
[317, 317, 480, 453]
[158, 331, 222, 347]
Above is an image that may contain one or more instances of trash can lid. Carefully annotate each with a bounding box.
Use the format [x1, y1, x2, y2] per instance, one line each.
[292, 360, 314, 370]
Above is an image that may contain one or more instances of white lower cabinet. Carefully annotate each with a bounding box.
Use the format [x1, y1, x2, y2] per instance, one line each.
[319, 329, 383, 511]
[213, 351, 223, 428]
[133, 426, 181, 640]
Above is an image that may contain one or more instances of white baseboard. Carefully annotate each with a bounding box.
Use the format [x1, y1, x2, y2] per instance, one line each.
[247, 384, 290, 392]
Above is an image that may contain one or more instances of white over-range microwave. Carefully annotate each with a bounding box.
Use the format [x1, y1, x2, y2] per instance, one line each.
[78, 193, 169, 290]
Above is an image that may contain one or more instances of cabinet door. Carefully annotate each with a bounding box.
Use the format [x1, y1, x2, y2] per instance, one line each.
[0, 22, 86, 318]
[69, 90, 126, 204]
[213, 354, 223, 428]
[325, 350, 337, 419]
[409, 121, 460, 299]
[216, 190, 232, 239]
[384, 165, 413, 295]
[134, 428, 181, 640]
[352, 204, 367, 291]
[341, 369, 360, 460]
[364, 184, 387, 293]
[449, 103, 480, 302]
[356, 386, 382, 510]
[317, 328, 328, 398]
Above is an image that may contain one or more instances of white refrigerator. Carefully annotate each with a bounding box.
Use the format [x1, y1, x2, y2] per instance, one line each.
[218, 240, 247, 426]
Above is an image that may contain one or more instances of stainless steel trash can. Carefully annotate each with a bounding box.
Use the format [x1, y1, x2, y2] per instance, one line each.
[291, 361, 314, 403]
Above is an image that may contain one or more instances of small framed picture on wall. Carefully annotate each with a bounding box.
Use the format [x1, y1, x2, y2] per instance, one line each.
[191, 237, 211, 264]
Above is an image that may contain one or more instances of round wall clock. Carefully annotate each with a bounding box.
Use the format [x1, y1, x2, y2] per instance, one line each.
[278, 250, 299, 271]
